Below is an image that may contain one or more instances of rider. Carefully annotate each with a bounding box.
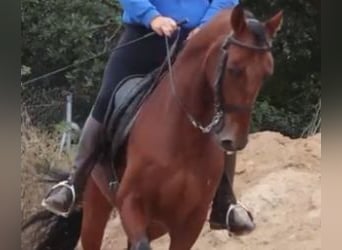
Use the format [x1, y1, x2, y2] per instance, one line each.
[42, 0, 253, 232]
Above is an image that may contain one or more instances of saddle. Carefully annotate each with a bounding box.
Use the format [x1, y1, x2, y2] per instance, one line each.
[103, 67, 162, 165]
[102, 35, 182, 185]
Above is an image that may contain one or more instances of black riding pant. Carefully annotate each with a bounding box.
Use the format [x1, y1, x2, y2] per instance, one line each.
[92, 24, 189, 123]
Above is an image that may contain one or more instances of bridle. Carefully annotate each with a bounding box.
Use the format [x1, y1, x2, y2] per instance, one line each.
[165, 22, 272, 134]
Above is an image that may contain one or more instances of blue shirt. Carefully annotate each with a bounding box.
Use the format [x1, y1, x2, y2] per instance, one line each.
[119, 0, 238, 29]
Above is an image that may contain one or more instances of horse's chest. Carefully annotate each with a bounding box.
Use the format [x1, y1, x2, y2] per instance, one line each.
[165, 164, 221, 208]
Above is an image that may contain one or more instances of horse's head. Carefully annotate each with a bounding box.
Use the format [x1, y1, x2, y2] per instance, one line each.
[204, 5, 283, 152]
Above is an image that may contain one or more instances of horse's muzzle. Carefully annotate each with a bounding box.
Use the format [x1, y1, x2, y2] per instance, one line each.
[219, 138, 247, 152]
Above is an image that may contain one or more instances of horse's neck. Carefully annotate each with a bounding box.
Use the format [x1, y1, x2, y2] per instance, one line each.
[142, 48, 223, 174]
[157, 46, 216, 154]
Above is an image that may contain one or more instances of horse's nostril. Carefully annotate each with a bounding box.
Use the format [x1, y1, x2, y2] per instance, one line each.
[221, 139, 234, 150]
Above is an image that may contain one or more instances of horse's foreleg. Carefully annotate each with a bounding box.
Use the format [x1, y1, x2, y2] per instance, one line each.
[81, 176, 113, 250]
[119, 193, 152, 250]
[169, 208, 207, 250]
[126, 222, 167, 249]
[146, 221, 168, 241]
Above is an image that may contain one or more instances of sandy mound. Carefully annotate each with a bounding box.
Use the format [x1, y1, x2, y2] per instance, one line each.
[98, 131, 321, 250]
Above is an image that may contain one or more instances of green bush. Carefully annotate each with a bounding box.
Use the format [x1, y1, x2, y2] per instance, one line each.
[22, 0, 320, 137]
[245, 0, 321, 137]
[22, 0, 122, 125]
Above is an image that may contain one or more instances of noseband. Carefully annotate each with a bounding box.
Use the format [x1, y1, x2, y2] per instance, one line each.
[165, 25, 272, 134]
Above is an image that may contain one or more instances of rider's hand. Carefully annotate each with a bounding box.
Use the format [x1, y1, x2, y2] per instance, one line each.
[150, 16, 178, 37]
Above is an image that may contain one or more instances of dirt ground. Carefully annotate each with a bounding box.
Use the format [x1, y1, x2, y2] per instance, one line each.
[97, 131, 321, 250]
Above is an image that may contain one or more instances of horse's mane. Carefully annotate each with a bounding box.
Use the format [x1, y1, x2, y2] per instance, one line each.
[182, 8, 267, 55]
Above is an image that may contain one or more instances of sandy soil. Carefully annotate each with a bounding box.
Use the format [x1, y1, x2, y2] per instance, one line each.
[22, 131, 320, 250]
[95, 131, 321, 250]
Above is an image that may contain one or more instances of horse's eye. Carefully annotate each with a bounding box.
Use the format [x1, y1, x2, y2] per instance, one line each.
[228, 67, 243, 77]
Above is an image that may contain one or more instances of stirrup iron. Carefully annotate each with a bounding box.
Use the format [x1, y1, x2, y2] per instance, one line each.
[41, 180, 76, 218]
[109, 180, 119, 191]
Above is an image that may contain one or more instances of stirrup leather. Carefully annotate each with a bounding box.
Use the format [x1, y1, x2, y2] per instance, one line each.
[41, 180, 76, 218]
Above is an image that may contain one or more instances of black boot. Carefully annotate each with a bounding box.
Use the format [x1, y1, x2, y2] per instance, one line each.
[209, 153, 255, 235]
[42, 116, 104, 217]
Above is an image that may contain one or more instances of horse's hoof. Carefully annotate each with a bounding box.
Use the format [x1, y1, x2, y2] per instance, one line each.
[132, 238, 151, 250]
[227, 203, 255, 236]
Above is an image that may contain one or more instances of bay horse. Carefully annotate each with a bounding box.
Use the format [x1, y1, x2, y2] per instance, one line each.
[23, 5, 282, 250]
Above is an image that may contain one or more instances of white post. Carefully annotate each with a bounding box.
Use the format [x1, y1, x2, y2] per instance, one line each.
[66, 94, 72, 152]
[58, 132, 67, 158]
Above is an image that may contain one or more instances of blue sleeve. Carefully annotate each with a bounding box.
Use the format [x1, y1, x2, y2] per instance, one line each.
[199, 0, 238, 26]
[119, 0, 161, 28]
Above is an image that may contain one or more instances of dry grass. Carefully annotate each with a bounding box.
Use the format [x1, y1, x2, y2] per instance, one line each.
[21, 108, 76, 250]
[21, 108, 70, 222]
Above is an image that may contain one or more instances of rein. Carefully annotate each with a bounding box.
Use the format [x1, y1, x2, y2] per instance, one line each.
[165, 27, 272, 134]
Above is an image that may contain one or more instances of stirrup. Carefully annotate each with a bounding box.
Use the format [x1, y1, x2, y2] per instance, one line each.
[41, 180, 76, 218]
[225, 201, 252, 232]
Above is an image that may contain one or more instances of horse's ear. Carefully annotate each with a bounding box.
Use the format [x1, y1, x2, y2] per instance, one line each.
[231, 4, 246, 34]
[264, 10, 283, 38]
